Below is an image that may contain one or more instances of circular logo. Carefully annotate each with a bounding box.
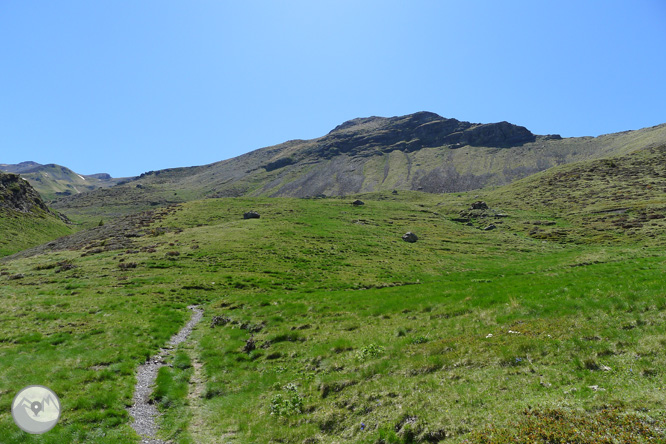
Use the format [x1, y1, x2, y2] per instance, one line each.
[11, 385, 61, 434]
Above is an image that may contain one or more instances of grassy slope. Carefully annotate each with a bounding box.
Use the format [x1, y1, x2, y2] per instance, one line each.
[1, 146, 666, 444]
[0, 173, 73, 256]
[0, 209, 72, 256]
[50, 122, 666, 225]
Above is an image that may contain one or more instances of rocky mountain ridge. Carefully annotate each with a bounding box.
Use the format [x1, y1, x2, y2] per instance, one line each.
[49, 112, 666, 222]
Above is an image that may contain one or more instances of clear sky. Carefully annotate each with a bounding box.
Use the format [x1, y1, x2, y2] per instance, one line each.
[2, 1, 665, 177]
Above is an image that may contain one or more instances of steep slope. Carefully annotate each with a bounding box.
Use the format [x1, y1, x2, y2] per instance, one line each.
[51, 112, 666, 223]
[0, 161, 128, 201]
[0, 172, 72, 256]
[443, 143, 666, 245]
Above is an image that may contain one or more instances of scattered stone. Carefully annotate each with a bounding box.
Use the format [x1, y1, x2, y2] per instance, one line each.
[210, 316, 232, 328]
[8, 273, 24, 280]
[243, 211, 260, 219]
[471, 201, 489, 210]
[392, 190, 398, 195]
[242, 336, 256, 353]
[402, 232, 418, 243]
[55, 261, 76, 273]
[483, 224, 497, 231]
[352, 200, 365, 206]
[600, 365, 612, 372]
[240, 322, 265, 333]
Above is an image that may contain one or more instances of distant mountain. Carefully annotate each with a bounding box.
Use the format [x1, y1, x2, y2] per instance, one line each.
[0, 162, 129, 201]
[51, 112, 666, 222]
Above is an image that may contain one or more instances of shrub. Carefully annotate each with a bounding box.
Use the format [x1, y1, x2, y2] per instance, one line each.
[270, 383, 303, 417]
[356, 343, 385, 361]
[409, 335, 429, 344]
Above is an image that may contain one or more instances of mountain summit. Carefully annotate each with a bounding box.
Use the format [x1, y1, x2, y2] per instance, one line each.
[51, 112, 666, 221]
[325, 111, 544, 152]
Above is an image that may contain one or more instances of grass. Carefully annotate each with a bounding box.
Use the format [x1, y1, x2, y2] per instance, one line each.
[0, 208, 72, 256]
[1, 151, 666, 442]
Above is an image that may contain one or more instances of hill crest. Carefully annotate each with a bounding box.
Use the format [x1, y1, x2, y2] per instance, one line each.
[50, 112, 666, 222]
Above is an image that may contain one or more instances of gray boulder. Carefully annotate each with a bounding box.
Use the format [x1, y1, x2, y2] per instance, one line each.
[243, 211, 260, 219]
[471, 201, 488, 210]
[402, 232, 418, 243]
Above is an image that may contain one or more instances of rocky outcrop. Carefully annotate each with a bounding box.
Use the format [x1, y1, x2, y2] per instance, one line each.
[310, 112, 536, 159]
[0, 172, 50, 213]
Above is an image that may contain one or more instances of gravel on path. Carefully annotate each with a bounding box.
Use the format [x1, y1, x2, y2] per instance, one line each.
[128, 305, 204, 443]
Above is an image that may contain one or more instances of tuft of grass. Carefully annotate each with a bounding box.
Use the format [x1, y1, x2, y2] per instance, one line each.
[464, 407, 666, 443]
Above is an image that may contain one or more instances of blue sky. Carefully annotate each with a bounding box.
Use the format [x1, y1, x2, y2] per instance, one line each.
[1, 1, 665, 177]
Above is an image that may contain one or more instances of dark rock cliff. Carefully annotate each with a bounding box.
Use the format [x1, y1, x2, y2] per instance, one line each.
[0, 172, 51, 213]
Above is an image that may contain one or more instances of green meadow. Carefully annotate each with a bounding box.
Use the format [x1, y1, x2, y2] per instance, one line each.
[1, 188, 665, 443]
[0, 208, 72, 257]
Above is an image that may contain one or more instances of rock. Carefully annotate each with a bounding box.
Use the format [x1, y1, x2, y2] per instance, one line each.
[471, 201, 488, 210]
[0, 172, 52, 214]
[402, 232, 418, 243]
[243, 211, 260, 219]
[352, 200, 365, 206]
[210, 316, 231, 328]
[483, 224, 497, 231]
[242, 336, 256, 353]
[392, 190, 398, 195]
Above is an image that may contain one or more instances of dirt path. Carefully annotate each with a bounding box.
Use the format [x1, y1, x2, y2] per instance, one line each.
[183, 330, 233, 444]
[128, 305, 204, 443]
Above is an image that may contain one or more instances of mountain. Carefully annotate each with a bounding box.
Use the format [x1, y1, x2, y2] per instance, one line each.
[50, 112, 666, 223]
[0, 162, 128, 201]
[0, 172, 72, 256]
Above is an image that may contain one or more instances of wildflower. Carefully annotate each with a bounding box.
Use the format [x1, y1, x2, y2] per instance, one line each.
[486, 333, 493, 338]
[361, 422, 366, 431]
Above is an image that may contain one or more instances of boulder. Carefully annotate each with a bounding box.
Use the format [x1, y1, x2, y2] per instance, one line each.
[471, 201, 488, 210]
[243, 211, 260, 219]
[352, 200, 365, 206]
[483, 224, 497, 231]
[402, 232, 418, 243]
